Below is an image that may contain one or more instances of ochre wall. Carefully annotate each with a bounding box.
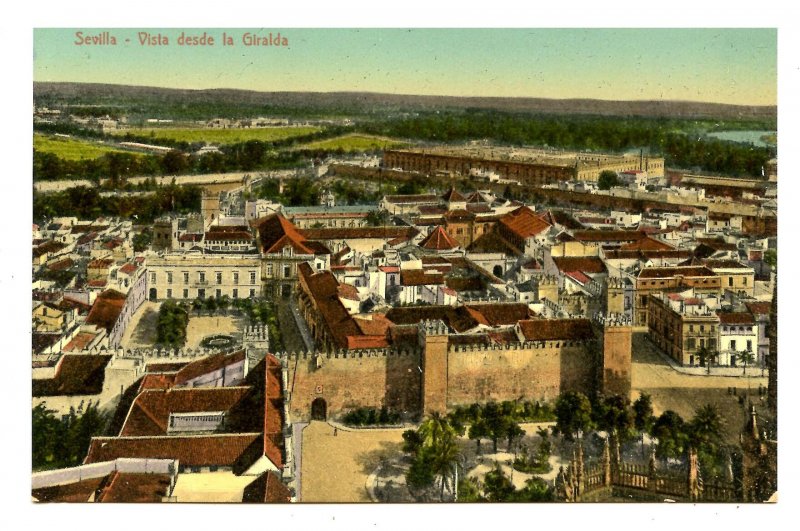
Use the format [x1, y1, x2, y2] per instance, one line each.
[286, 352, 421, 420]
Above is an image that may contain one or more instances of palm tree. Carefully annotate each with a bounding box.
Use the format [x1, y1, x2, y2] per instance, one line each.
[419, 412, 457, 448]
[689, 404, 724, 454]
[739, 350, 756, 375]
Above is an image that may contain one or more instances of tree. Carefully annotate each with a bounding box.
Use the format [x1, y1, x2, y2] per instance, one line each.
[402, 429, 424, 455]
[689, 404, 724, 454]
[555, 391, 594, 440]
[468, 419, 489, 454]
[764, 249, 777, 270]
[365, 209, 390, 227]
[597, 170, 620, 190]
[505, 421, 525, 452]
[652, 410, 689, 460]
[739, 350, 756, 375]
[633, 393, 654, 434]
[407, 413, 462, 501]
[697, 345, 719, 374]
[595, 394, 634, 441]
[482, 464, 515, 502]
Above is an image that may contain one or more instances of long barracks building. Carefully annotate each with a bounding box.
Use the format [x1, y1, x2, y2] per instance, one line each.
[383, 146, 665, 185]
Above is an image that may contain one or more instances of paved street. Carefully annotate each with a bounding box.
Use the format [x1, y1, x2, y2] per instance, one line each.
[631, 333, 768, 444]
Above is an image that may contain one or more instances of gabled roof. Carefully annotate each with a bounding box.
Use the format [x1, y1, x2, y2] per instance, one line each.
[498, 206, 551, 239]
[86, 289, 127, 332]
[118, 263, 138, 276]
[517, 319, 596, 341]
[84, 433, 263, 468]
[419, 226, 460, 250]
[174, 350, 246, 386]
[257, 214, 317, 254]
[88, 258, 114, 269]
[242, 471, 292, 503]
[300, 226, 419, 242]
[619, 236, 675, 251]
[120, 386, 252, 436]
[33, 241, 66, 259]
[442, 188, 467, 202]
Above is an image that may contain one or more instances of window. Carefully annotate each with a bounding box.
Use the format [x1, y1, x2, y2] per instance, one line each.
[198, 272, 205, 283]
[747, 340, 753, 351]
[689, 325, 694, 332]
[183, 272, 189, 284]
[730, 339, 736, 350]
[743, 277, 748, 286]
[250, 271, 257, 284]
[216, 289, 222, 298]
[167, 272, 173, 284]
[699, 338, 705, 348]
[687, 338, 696, 349]
[266, 264, 273, 277]
[283, 265, 291, 278]
[167, 288, 172, 298]
[232, 288, 238, 299]
[198, 288, 205, 299]
[700, 325, 705, 332]
[183, 289, 188, 299]
[233, 272, 239, 284]
[729, 277, 734, 287]
[150, 272, 157, 283]
[216, 272, 222, 284]
[249, 289, 256, 298]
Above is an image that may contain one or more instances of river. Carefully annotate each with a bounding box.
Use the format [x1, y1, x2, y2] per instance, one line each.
[704, 130, 776, 147]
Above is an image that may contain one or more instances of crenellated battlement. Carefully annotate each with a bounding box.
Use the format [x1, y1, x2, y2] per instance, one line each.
[448, 338, 596, 353]
[272, 348, 422, 362]
[593, 311, 632, 327]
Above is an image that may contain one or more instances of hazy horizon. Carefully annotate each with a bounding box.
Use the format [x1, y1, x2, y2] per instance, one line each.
[34, 28, 777, 106]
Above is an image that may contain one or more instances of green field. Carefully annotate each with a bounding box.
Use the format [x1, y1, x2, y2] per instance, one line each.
[297, 134, 408, 152]
[33, 134, 138, 161]
[113, 126, 322, 144]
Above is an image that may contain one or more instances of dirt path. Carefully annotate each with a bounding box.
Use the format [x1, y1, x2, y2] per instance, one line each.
[120, 301, 160, 349]
[300, 421, 404, 502]
[631, 333, 768, 443]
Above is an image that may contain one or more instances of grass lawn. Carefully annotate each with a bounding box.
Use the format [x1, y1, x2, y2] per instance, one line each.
[33, 133, 138, 161]
[297, 133, 408, 152]
[112, 126, 322, 144]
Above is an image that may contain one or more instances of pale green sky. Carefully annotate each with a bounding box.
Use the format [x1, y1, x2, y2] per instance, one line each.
[33, 28, 777, 105]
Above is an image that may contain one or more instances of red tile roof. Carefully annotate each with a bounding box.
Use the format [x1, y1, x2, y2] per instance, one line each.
[120, 387, 252, 436]
[95, 472, 173, 503]
[565, 270, 592, 285]
[307, 227, 421, 242]
[498, 206, 551, 239]
[48, 258, 74, 271]
[400, 269, 445, 286]
[88, 258, 114, 269]
[718, 312, 755, 325]
[32, 355, 112, 396]
[442, 188, 467, 202]
[552, 256, 607, 274]
[174, 350, 246, 386]
[63, 332, 99, 352]
[337, 283, 360, 301]
[638, 266, 716, 279]
[572, 230, 647, 242]
[32, 476, 105, 503]
[619, 236, 675, 251]
[178, 233, 203, 243]
[298, 262, 363, 350]
[242, 471, 292, 503]
[419, 226, 460, 250]
[257, 214, 317, 254]
[84, 433, 263, 468]
[517, 319, 596, 341]
[33, 241, 67, 259]
[86, 289, 127, 332]
[204, 231, 253, 242]
[745, 301, 771, 316]
[118, 263, 138, 276]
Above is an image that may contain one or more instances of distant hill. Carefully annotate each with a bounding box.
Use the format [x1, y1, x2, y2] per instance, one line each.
[33, 82, 777, 120]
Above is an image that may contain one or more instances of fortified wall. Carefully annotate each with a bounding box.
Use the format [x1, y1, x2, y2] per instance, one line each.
[281, 316, 631, 421]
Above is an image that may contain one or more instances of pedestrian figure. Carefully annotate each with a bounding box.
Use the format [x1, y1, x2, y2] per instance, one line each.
[334, 427, 338, 437]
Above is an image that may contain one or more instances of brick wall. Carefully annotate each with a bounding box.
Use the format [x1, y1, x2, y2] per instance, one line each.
[285, 352, 421, 421]
[445, 344, 596, 407]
